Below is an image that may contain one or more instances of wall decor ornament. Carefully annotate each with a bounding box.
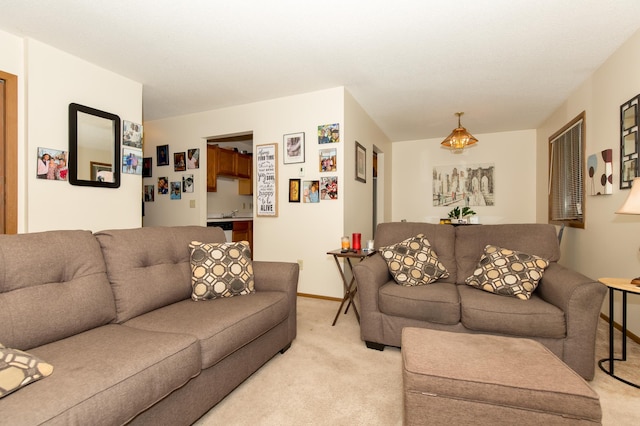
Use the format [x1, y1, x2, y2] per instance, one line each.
[318, 123, 340, 144]
[256, 143, 278, 216]
[157, 144, 169, 166]
[289, 178, 301, 202]
[123, 120, 143, 149]
[620, 94, 639, 189]
[283, 132, 305, 164]
[433, 163, 495, 207]
[355, 141, 366, 183]
[587, 149, 613, 195]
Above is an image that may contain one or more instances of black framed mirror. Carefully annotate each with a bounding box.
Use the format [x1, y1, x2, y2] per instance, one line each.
[69, 103, 121, 188]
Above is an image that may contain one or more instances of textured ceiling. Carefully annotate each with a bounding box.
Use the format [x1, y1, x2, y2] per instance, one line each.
[1, 0, 640, 141]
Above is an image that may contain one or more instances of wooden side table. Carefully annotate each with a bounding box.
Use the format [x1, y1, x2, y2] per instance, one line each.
[327, 249, 376, 326]
[597, 277, 640, 389]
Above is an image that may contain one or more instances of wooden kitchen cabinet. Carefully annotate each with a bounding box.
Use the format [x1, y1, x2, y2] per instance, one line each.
[206, 144, 217, 192]
[232, 220, 253, 257]
[236, 153, 251, 178]
[217, 147, 236, 176]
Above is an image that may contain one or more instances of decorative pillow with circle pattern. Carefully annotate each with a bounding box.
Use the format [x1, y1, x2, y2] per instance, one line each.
[380, 234, 449, 286]
[0, 343, 54, 399]
[465, 245, 550, 300]
[189, 240, 255, 301]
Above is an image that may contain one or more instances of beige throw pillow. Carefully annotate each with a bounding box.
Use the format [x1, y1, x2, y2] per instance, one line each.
[380, 234, 449, 286]
[0, 343, 54, 399]
[189, 240, 255, 301]
[465, 245, 549, 300]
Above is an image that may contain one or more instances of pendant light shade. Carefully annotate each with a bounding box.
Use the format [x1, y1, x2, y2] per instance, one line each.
[441, 112, 478, 152]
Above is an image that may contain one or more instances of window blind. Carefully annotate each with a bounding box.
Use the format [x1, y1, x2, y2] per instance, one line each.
[549, 120, 583, 221]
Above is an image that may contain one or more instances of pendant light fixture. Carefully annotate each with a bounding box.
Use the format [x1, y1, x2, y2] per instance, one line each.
[441, 112, 478, 152]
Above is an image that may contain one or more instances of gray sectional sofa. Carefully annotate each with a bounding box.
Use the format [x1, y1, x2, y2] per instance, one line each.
[0, 226, 299, 425]
[353, 222, 606, 380]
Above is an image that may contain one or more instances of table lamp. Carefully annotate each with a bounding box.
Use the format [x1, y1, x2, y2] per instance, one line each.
[616, 177, 640, 284]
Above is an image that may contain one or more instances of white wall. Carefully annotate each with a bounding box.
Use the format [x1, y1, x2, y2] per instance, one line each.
[0, 35, 143, 233]
[392, 129, 537, 223]
[536, 28, 640, 336]
[343, 91, 393, 243]
[144, 87, 355, 297]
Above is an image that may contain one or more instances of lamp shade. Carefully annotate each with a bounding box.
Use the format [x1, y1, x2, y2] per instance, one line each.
[616, 177, 640, 214]
[441, 112, 478, 152]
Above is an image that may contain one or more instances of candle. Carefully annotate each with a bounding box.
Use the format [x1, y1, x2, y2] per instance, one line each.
[352, 233, 361, 250]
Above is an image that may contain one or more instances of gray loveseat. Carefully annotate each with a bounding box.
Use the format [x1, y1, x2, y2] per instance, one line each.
[0, 226, 298, 425]
[353, 222, 606, 380]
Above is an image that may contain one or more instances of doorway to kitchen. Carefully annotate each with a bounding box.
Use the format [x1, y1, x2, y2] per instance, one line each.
[206, 131, 254, 252]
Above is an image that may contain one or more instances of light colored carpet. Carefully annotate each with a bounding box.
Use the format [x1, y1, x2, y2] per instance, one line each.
[195, 296, 640, 426]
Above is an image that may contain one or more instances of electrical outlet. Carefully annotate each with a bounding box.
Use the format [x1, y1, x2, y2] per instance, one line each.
[243, 202, 246, 209]
[297, 259, 303, 270]
[189, 200, 196, 208]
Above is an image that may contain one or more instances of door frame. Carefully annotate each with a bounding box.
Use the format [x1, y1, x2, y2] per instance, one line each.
[1, 70, 18, 234]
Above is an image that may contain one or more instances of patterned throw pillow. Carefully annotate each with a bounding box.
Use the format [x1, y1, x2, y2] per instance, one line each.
[465, 245, 550, 300]
[189, 240, 255, 301]
[380, 234, 449, 286]
[0, 343, 54, 399]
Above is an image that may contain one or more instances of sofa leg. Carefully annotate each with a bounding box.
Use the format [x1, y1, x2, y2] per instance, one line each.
[279, 343, 292, 354]
[365, 341, 385, 351]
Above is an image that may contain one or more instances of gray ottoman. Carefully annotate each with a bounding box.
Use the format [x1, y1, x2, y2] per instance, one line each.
[402, 328, 601, 425]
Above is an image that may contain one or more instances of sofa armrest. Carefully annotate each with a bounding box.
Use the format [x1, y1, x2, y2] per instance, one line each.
[253, 261, 299, 344]
[536, 262, 607, 379]
[252, 261, 299, 294]
[353, 254, 391, 315]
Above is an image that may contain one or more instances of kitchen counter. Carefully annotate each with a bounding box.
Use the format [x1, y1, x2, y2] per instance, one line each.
[207, 217, 253, 223]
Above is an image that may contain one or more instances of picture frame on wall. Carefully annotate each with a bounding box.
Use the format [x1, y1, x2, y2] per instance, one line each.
[355, 141, 366, 183]
[142, 157, 152, 177]
[620, 94, 640, 189]
[256, 143, 278, 216]
[289, 178, 301, 202]
[283, 132, 305, 164]
[157, 144, 169, 166]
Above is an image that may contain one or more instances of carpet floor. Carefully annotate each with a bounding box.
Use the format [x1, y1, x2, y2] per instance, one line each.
[195, 296, 640, 425]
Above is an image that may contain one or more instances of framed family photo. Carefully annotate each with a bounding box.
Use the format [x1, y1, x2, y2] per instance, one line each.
[283, 132, 305, 164]
[157, 145, 169, 166]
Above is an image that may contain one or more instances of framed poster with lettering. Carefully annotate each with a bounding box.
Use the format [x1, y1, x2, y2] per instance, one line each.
[256, 143, 278, 217]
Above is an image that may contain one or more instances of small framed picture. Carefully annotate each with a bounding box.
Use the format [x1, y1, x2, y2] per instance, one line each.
[170, 181, 181, 200]
[158, 177, 168, 194]
[174, 152, 186, 171]
[289, 178, 301, 202]
[303, 180, 320, 203]
[320, 176, 338, 200]
[318, 123, 339, 144]
[123, 121, 143, 149]
[355, 141, 366, 183]
[183, 174, 194, 193]
[142, 157, 152, 177]
[157, 145, 169, 166]
[283, 132, 305, 164]
[187, 148, 200, 169]
[319, 148, 337, 172]
[122, 147, 142, 175]
[144, 185, 154, 202]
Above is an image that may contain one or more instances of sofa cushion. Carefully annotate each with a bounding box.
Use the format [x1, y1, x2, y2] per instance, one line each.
[0, 324, 200, 425]
[380, 234, 449, 286]
[465, 245, 549, 300]
[458, 285, 566, 338]
[455, 224, 560, 283]
[95, 226, 226, 322]
[124, 291, 289, 369]
[0, 230, 115, 349]
[374, 222, 457, 283]
[190, 240, 255, 300]
[379, 281, 460, 324]
[0, 343, 53, 399]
